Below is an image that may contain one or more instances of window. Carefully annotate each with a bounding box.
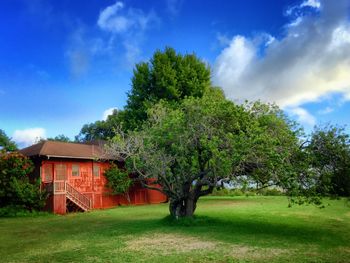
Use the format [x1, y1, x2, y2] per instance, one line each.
[43, 164, 53, 182]
[93, 164, 100, 177]
[72, 164, 80, 176]
[55, 164, 67, 180]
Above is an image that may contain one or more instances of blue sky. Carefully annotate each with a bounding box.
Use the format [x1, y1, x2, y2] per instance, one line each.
[0, 0, 349, 147]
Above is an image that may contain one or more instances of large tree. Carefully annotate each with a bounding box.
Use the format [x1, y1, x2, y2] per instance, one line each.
[106, 90, 310, 218]
[0, 129, 17, 152]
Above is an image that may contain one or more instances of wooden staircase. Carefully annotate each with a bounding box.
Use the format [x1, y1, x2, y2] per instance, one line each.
[52, 181, 92, 212]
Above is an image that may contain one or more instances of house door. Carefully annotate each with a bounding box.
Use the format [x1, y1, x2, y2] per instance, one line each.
[54, 164, 67, 192]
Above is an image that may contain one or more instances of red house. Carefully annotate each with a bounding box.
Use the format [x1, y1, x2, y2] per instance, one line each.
[20, 141, 167, 214]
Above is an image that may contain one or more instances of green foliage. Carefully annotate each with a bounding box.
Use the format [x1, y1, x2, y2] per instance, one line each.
[107, 90, 307, 217]
[75, 109, 125, 142]
[75, 47, 210, 140]
[103, 164, 132, 195]
[47, 134, 71, 142]
[0, 129, 17, 152]
[0, 151, 47, 213]
[307, 124, 350, 196]
[257, 188, 284, 196]
[0, 205, 50, 217]
[123, 47, 211, 131]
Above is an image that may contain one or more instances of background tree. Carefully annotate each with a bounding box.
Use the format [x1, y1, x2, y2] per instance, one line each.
[106, 91, 308, 218]
[307, 125, 350, 196]
[75, 109, 125, 142]
[0, 129, 17, 152]
[47, 134, 72, 142]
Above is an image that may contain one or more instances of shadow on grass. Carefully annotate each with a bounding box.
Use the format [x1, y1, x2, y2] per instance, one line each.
[40, 212, 347, 250]
[158, 215, 348, 248]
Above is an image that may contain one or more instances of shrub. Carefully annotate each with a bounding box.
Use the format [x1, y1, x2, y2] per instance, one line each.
[0, 151, 47, 213]
[0, 205, 50, 217]
[104, 164, 132, 195]
[257, 188, 284, 196]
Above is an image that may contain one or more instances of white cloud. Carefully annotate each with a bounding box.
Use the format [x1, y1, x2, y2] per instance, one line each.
[97, 1, 159, 67]
[66, 1, 159, 76]
[216, 33, 231, 47]
[12, 128, 46, 148]
[214, 36, 255, 102]
[287, 107, 316, 126]
[102, 107, 118, 120]
[287, 16, 303, 27]
[317, 106, 334, 114]
[344, 93, 350, 101]
[98, 2, 126, 33]
[213, 0, 350, 110]
[301, 0, 321, 9]
[285, 0, 321, 17]
[264, 35, 276, 46]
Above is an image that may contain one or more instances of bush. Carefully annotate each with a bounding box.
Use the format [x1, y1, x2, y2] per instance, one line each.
[211, 188, 231, 196]
[0, 151, 47, 213]
[0, 205, 50, 217]
[257, 188, 284, 196]
[104, 164, 132, 195]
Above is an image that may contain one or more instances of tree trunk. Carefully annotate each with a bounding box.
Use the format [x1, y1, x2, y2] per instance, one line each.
[169, 197, 197, 218]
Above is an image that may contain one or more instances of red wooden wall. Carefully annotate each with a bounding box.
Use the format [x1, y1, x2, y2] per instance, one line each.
[40, 159, 167, 214]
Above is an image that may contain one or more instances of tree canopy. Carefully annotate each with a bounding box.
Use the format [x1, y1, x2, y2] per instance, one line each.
[75, 47, 211, 141]
[123, 47, 211, 130]
[106, 90, 310, 217]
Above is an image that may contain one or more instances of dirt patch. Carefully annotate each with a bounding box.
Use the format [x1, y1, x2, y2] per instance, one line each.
[124, 233, 216, 254]
[336, 246, 350, 254]
[123, 232, 289, 260]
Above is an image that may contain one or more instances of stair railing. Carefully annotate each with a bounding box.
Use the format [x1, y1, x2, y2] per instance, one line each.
[65, 182, 92, 210]
[53, 181, 92, 210]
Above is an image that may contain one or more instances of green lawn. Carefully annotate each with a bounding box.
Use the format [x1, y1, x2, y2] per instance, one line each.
[0, 196, 349, 263]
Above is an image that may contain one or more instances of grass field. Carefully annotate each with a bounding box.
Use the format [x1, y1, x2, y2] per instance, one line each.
[0, 196, 349, 263]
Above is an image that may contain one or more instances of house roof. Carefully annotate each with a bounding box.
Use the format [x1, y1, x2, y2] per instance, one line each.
[19, 141, 110, 160]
